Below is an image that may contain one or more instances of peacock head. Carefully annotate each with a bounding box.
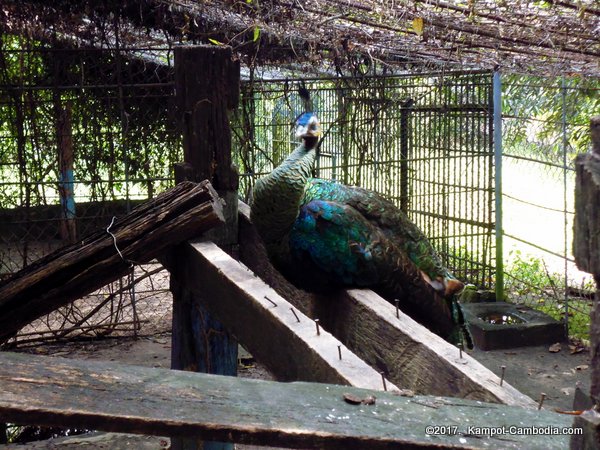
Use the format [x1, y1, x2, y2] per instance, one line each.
[295, 112, 322, 148]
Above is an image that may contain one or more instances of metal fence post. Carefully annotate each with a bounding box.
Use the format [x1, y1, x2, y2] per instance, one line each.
[561, 76, 570, 335]
[493, 71, 504, 301]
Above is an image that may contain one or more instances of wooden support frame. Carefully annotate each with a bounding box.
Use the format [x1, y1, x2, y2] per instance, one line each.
[161, 240, 398, 390]
[171, 44, 240, 450]
[0, 352, 574, 449]
[237, 201, 536, 408]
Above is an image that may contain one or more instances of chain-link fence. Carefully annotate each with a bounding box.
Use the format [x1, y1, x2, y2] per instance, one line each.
[233, 71, 496, 288]
[0, 36, 179, 346]
[501, 74, 600, 340]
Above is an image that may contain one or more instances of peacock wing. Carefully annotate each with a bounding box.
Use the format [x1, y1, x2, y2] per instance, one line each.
[289, 200, 381, 287]
[304, 179, 462, 296]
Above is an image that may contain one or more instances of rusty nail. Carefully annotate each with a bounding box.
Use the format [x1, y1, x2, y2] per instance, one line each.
[538, 393, 546, 410]
[381, 372, 387, 391]
[290, 307, 300, 322]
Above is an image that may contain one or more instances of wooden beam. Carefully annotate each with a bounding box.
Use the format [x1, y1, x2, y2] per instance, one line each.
[0, 181, 224, 344]
[172, 44, 240, 450]
[0, 352, 573, 449]
[237, 201, 537, 408]
[161, 240, 398, 390]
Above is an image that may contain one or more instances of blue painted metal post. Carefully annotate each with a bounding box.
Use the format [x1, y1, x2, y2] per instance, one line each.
[171, 45, 239, 450]
[493, 71, 504, 301]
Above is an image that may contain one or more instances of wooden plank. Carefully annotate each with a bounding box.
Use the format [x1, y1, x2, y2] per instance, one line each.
[572, 116, 600, 449]
[237, 201, 537, 408]
[0, 181, 224, 344]
[161, 240, 399, 391]
[0, 352, 574, 449]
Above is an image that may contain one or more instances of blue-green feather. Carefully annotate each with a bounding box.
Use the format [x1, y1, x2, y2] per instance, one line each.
[289, 200, 378, 286]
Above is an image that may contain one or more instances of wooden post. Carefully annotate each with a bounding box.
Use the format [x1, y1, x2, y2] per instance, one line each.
[171, 45, 240, 450]
[571, 116, 600, 449]
[56, 102, 77, 244]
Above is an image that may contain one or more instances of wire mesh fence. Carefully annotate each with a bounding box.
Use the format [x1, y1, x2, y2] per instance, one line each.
[0, 37, 179, 346]
[501, 74, 600, 340]
[233, 71, 496, 288]
[1, 34, 597, 345]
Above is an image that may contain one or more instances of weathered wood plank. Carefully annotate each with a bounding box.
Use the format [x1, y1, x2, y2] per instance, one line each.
[0, 181, 224, 344]
[173, 44, 240, 450]
[237, 201, 536, 408]
[571, 116, 600, 449]
[161, 241, 399, 391]
[0, 352, 573, 449]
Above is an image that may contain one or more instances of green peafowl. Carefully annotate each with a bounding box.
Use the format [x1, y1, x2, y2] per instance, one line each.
[250, 111, 465, 339]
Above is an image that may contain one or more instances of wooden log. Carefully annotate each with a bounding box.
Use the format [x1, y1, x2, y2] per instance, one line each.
[237, 201, 537, 408]
[0, 352, 574, 450]
[172, 44, 240, 450]
[0, 180, 224, 344]
[160, 241, 399, 391]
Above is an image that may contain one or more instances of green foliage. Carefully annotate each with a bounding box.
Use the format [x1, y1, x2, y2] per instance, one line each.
[504, 249, 550, 296]
[0, 34, 181, 208]
[504, 249, 593, 340]
[503, 74, 600, 163]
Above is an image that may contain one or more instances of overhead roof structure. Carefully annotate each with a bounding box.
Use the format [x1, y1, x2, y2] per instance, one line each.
[2, 0, 599, 77]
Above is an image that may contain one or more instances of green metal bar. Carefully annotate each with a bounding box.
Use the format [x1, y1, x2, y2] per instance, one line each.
[493, 71, 504, 301]
[561, 76, 570, 336]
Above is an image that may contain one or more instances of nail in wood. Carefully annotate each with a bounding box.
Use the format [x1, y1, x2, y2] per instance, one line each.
[315, 319, 321, 336]
[264, 295, 277, 307]
[338, 345, 342, 360]
[395, 299, 399, 318]
[500, 365, 506, 386]
[458, 342, 463, 359]
[290, 307, 300, 322]
[381, 372, 387, 391]
[538, 393, 546, 410]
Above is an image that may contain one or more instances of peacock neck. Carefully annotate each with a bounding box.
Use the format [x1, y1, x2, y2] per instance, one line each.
[252, 142, 316, 254]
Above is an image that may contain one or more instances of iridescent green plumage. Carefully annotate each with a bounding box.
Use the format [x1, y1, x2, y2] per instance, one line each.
[251, 112, 464, 338]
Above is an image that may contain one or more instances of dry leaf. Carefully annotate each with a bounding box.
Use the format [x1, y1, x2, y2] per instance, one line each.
[569, 345, 585, 354]
[413, 17, 424, 36]
[343, 393, 377, 405]
[343, 393, 363, 405]
[549, 343, 562, 353]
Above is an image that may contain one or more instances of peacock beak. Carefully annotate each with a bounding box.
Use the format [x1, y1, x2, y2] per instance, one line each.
[305, 121, 322, 139]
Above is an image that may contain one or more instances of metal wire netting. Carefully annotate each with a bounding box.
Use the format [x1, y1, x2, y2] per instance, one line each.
[232, 71, 496, 288]
[0, 38, 179, 346]
[1, 34, 597, 345]
[501, 74, 600, 340]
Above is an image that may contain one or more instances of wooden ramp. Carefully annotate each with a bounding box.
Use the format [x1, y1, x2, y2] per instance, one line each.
[163, 238, 535, 408]
[236, 202, 536, 408]
[0, 352, 573, 449]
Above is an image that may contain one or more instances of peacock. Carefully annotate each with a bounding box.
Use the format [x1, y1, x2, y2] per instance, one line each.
[250, 109, 465, 339]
